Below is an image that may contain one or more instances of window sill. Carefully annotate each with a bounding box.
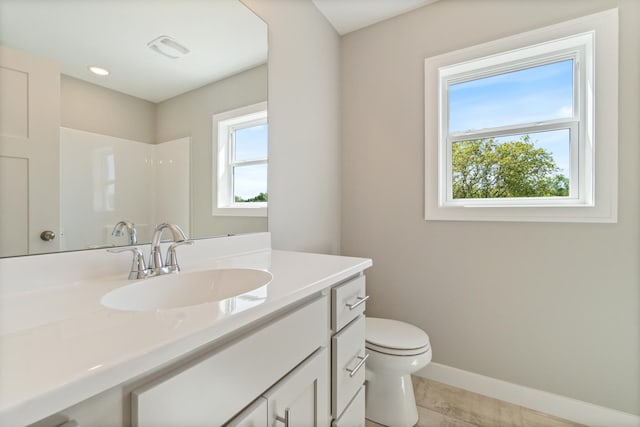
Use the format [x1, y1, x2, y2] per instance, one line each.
[425, 203, 616, 223]
[212, 206, 267, 218]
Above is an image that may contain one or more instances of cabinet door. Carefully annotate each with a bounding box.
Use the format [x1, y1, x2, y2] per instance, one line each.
[263, 348, 329, 427]
[225, 398, 268, 427]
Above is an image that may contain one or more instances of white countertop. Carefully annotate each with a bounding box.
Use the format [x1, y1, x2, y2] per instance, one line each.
[0, 236, 371, 426]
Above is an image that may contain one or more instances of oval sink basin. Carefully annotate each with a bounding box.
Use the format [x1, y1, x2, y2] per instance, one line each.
[101, 268, 272, 311]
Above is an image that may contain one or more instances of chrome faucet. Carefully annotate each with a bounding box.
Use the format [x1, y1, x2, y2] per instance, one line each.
[148, 223, 192, 274]
[108, 246, 148, 280]
[109, 223, 193, 279]
[111, 220, 137, 245]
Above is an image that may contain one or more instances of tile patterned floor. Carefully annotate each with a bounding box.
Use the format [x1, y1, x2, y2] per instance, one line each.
[365, 376, 586, 427]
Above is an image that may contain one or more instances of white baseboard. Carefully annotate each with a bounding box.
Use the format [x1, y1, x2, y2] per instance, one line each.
[416, 363, 640, 427]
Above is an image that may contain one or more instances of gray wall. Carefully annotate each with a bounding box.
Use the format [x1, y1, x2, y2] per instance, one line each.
[242, 0, 342, 255]
[61, 75, 156, 144]
[340, 0, 639, 415]
[156, 64, 268, 238]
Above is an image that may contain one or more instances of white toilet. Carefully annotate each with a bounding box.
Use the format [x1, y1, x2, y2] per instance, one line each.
[365, 317, 432, 427]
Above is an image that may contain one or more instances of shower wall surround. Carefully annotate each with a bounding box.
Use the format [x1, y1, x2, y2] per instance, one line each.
[59, 127, 190, 250]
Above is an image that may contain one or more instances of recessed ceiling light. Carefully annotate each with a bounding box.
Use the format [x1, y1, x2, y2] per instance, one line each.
[88, 66, 110, 76]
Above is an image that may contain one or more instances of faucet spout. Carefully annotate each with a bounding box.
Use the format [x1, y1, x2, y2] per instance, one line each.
[150, 223, 186, 247]
[148, 223, 188, 272]
[112, 220, 137, 245]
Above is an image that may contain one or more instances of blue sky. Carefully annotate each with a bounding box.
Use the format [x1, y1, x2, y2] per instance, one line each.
[235, 124, 268, 161]
[234, 124, 268, 199]
[449, 59, 573, 175]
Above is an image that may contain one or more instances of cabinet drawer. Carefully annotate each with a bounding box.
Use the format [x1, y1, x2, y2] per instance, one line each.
[332, 385, 365, 427]
[331, 275, 366, 332]
[331, 314, 366, 418]
[132, 295, 328, 427]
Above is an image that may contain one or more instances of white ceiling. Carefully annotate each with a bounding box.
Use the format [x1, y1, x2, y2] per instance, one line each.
[312, 0, 439, 35]
[0, 0, 436, 102]
[0, 0, 267, 103]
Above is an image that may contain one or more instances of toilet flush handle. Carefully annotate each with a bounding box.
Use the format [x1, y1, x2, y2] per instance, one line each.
[346, 295, 369, 310]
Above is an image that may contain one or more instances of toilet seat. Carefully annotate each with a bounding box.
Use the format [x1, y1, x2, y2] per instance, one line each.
[366, 341, 430, 356]
[365, 317, 430, 356]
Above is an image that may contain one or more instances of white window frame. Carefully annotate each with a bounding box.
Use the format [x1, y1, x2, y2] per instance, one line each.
[443, 47, 585, 207]
[212, 102, 267, 217]
[424, 9, 618, 222]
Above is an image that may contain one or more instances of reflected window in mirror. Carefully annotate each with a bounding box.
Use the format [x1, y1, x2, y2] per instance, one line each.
[213, 102, 268, 217]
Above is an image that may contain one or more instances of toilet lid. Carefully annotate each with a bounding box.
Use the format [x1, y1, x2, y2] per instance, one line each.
[366, 317, 429, 351]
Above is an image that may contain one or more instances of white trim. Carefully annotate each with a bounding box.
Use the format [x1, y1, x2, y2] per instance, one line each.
[416, 362, 640, 427]
[212, 102, 268, 218]
[424, 8, 618, 222]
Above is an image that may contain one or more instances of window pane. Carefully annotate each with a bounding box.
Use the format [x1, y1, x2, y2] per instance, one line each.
[452, 129, 570, 199]
[233, 164, 267, 203]
[449, 60, 573, 133]
[235, 123, 268, 161]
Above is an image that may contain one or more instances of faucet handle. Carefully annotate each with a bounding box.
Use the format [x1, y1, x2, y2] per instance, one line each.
[108, 247, 148, 280]
[165, 240, 194, 273]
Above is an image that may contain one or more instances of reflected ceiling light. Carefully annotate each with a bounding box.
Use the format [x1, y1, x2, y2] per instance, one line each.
[88, 66, 110, 76]
[147, 35, 190, 59]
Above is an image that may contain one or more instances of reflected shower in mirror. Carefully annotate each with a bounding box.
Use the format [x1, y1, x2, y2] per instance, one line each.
[0, 0, 268, 257]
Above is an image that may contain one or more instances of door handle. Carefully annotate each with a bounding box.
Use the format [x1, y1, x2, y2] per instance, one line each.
[346, 295, 369, 310]
[40, 230, 56, 241]
[346, 353, 369, 377]
[275, 408, 290, 426]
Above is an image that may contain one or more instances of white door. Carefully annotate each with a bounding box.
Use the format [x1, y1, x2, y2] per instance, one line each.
[0, 45, 60, 256]
[264, 348, 329, 427]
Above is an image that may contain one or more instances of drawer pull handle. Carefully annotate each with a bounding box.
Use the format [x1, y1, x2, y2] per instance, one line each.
[346, 295, 369, 310]
[275, 408, 290, 426]
[346, 353, 369, 377]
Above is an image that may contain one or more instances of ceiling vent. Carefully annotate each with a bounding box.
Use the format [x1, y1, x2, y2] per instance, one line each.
[147, 35, 190, 59]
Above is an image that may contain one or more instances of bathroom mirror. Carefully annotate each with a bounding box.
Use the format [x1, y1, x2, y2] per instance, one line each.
[0, 0, 268, 257]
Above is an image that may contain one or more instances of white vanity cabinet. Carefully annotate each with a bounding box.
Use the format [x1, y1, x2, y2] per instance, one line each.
[224, 274, 368, 427]
[133, 295, 328, 426]
[330, 274, 368, 426]
[24, 271, 371, 427]
[225, 348, 328, 427]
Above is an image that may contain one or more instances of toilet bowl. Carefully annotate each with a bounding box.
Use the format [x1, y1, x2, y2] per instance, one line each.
[365, 317, 431, 427]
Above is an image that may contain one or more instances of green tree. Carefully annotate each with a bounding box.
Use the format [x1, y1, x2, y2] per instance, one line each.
[235, 192, 268, 203]
[452, 136, 569, 199]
